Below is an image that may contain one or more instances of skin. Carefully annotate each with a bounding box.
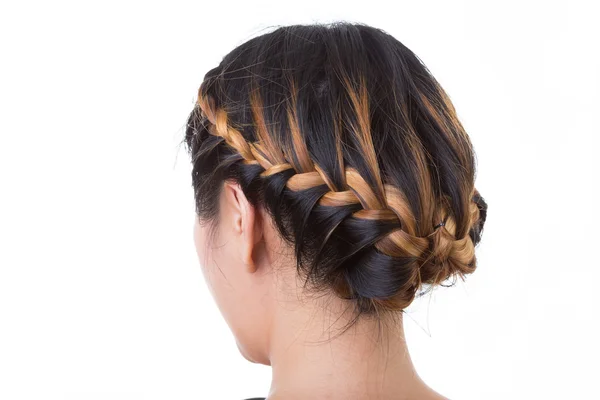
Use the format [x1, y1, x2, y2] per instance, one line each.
[193, 181, 447, 400]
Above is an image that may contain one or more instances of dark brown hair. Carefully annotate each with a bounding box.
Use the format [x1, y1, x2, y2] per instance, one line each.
[184, 22, 487, 315]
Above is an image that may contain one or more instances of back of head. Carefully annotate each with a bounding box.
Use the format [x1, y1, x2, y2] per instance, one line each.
[185, 22, 487, 315]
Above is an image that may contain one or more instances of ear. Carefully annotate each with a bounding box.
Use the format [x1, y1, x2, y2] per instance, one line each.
[222, 181, 263, 273]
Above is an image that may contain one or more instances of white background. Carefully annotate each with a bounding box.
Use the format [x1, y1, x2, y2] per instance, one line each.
[1, 1, 598, 399]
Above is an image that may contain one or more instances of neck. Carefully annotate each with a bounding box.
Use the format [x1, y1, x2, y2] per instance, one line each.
[265, 294, 445, 400]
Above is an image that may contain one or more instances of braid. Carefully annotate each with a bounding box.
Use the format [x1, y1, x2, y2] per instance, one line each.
[195, 93, 485, 311]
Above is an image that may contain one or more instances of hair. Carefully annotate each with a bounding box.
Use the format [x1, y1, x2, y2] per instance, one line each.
[184, 22, 487, 316]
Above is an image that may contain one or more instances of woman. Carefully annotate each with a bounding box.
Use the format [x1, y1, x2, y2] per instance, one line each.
[184, 22, 487, 400]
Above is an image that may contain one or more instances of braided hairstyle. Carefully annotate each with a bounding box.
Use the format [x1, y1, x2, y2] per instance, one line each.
[184, 22, 487, 314]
